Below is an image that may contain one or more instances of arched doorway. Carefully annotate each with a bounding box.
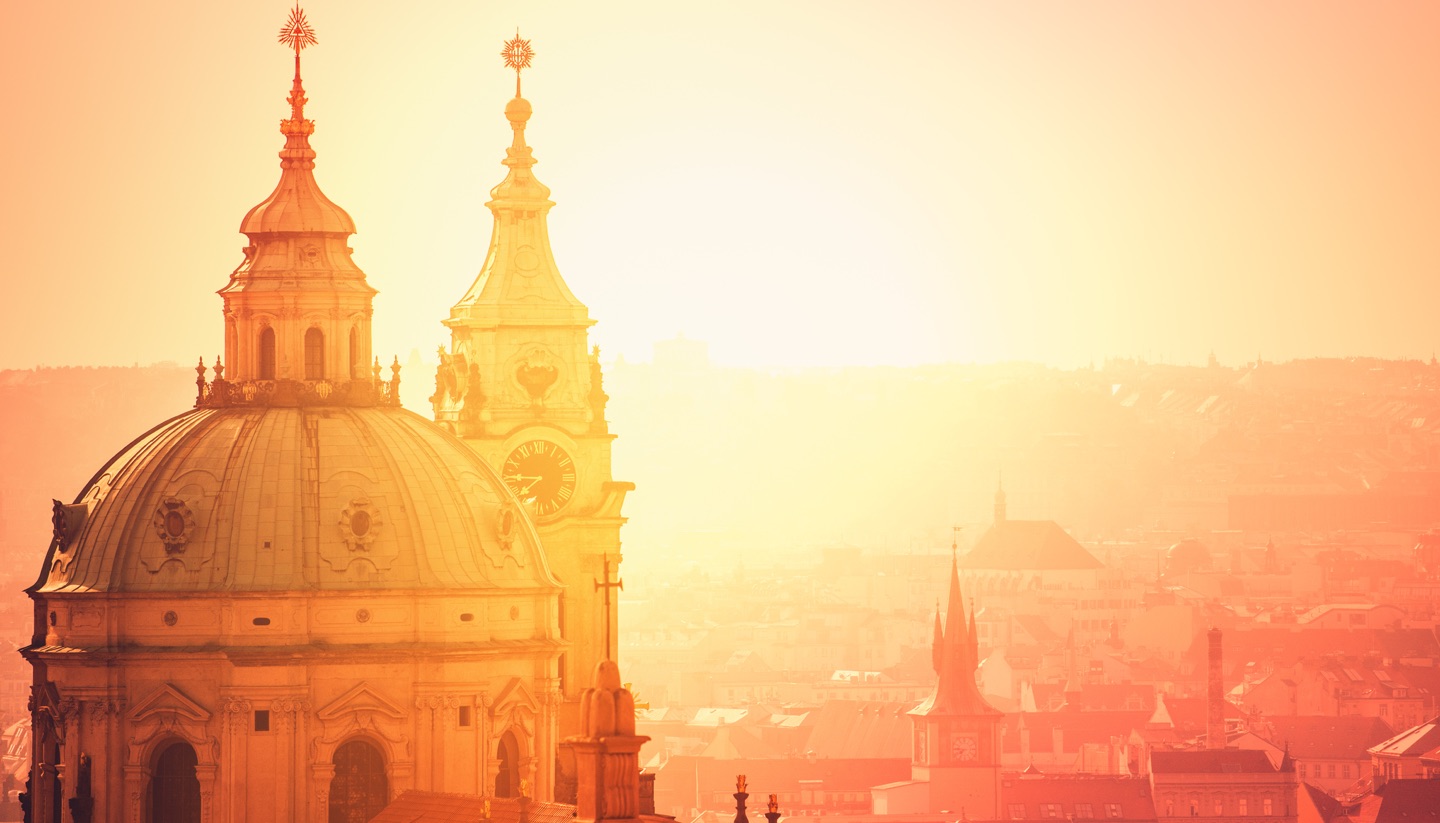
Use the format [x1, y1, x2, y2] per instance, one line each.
[495, 730, 520, 797]
[258, 327, 276, 380]
[329, 739, 387, 823]
[149, 741, 200, 823]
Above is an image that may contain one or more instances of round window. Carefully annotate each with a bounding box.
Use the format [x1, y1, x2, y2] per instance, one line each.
[164, 511, 186, 538]
[351, 511, 371, 537]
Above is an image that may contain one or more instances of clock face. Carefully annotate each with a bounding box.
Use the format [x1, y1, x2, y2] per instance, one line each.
[951, 734, 979, 762]
[502, 440, 576, 516]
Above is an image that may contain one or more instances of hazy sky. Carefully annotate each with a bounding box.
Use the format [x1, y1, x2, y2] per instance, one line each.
[3, 2, 1438, 370]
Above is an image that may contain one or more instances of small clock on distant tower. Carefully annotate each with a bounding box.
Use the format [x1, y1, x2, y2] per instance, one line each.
[501, 440, 576, 516]
[951, 734, 979, 762]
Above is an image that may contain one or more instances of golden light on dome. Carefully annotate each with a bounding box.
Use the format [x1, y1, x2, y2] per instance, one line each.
[278, 2, 318, 54]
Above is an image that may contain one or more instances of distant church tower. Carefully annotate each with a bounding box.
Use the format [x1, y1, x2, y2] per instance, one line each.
[431, 36, 633, 745]
[905, 553, 1002, 816]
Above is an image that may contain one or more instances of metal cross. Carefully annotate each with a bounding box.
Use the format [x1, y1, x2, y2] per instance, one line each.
[594, 554, 623, 660]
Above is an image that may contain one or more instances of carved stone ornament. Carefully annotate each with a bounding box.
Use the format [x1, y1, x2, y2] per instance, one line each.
[152, 497, 196, 554]
[484, 498, 527, 569]
[339, 498, 382, 552]
[515, 349, 559, 406]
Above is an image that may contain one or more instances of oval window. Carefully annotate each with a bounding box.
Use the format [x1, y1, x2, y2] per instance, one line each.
[351, 511, 371, 537]
[164, 511, 186, 538]
[252, 617, 271, 626]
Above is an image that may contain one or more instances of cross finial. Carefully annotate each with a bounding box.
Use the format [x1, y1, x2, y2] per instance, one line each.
[594, 554, 623, 660]
[951, 525, 963, 560]
[501, 29, 535, 97]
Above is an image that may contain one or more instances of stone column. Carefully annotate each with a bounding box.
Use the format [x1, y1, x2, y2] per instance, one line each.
[309, 763, 335, 823]
[222, 697, 251, 823]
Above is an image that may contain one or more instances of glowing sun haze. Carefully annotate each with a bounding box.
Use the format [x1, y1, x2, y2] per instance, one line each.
[2, 1, 1438, 370]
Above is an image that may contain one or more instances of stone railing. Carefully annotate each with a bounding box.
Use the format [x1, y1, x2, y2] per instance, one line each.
[194, 357, 402, 409]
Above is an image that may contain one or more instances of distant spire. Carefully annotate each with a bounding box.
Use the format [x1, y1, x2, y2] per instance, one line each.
[931, 599, 944, 676]
[994, 476, 1007, 523]
[967, 592, 980, 665]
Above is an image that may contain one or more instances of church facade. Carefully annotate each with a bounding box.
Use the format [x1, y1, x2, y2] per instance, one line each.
[23, 19, 580, 823]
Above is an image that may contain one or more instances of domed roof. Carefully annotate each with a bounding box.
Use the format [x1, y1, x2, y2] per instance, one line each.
[1165, 538, 1213, 576]
[36, 407, 556, 594]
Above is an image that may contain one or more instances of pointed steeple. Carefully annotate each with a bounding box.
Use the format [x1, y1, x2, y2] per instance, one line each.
[931, 600, 944, 676]
[912, 545, 998, 718]
[215, 4, 380, 392]
[967, 592, 980, 665]
[994, 475, 1007, 523]
[1063, 627, 1083, 699]
[448, 34, 590, 331]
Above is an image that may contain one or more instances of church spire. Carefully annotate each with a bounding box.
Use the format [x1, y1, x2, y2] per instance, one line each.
[211, 4, 382, 395]
[447, 33, 590, 332]
[915, 544, 996, 717]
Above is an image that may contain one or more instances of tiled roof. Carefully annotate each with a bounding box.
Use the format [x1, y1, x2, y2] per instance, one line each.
[1001, 775, 1157, 821]
[803, 701, 916, 759]
[369, 793, 580, 823]
[1360, 778, 1440, 823]
[1255, 716, 1394, 761]
[1368, 717, 1440, 758]
[1000, 712, 1149, 754]
[1150, 749, 1279, 775]
[961, 521, 1102, 570]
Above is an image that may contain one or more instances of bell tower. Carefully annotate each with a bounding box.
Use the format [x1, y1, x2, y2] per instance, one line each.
[908, 548, 1003, 817]
[433, 33, 632, 748]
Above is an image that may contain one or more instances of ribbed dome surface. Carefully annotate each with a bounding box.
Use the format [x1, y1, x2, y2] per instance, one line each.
[39, 407, 554, 593]
[239, 167, 356, 235]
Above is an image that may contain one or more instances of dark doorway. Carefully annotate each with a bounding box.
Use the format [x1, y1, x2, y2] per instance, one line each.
[329, 739, 387, 823]
[495, 730, 520, 797]
[150, 741, 200, 823]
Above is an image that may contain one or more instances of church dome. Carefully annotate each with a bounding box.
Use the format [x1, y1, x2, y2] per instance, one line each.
[38, 405, 555, 594]
[1165, 538, 1213, 577]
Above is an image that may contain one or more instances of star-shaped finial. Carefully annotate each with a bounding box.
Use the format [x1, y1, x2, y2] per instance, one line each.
[278, 3, 318, 55]
[501, 29, 535, 96]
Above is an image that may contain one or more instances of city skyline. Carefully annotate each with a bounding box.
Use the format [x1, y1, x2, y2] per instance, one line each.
[4, 2, 1439, 371]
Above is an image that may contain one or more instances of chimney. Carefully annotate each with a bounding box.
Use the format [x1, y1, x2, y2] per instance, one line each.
[1207, 627, 1224, 749]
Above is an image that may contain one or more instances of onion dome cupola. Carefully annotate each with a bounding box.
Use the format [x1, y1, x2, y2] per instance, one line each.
[216, 3, 378, 393]
[446, 32, 592, 331]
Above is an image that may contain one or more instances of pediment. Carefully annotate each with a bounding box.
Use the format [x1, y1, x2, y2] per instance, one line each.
[492, 677, 540, 718]
[130, 684, 211, 724]
[317, 682, 406, 722]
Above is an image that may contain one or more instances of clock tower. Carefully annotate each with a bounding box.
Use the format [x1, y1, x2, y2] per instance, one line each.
[907, 551, 1003, 817]
[433, 39, 632, 751]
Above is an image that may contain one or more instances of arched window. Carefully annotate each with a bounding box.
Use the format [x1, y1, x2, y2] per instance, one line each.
[496, 730, 521, 797]
[258, 327, 276, 380]
[348, 327, 359, 380]
[149, 741, 200, 823]
[305, 327, 324, 380]
[329, 739, 387, 823]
